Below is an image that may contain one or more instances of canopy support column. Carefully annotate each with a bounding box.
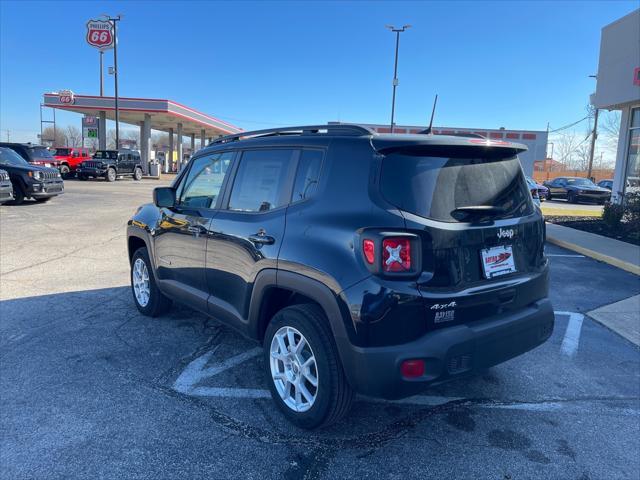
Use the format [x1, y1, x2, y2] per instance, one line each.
[190, 133, 195, 157]
[140, 114, 151, 175]
[167, 128, 174, 173]
[177, 123, 183, 172]
[99, 111, 106, 150]
[200, 129, 206, 149]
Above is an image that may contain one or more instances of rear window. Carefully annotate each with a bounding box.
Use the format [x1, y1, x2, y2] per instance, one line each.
[94, 151, 117, 159]
[28, 147, 54, 159]
[381, 154, 533, 222]
[52, 148, 71, 156]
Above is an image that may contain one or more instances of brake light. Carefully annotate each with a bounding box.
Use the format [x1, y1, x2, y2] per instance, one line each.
[530, 188, 539, 198]
[382, 237, 411, 272]
[401, 359, 425, 378]
[363, 239, 375, 264]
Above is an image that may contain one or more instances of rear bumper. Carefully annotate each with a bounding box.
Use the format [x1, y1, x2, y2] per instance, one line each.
[338, 298, 554, 399]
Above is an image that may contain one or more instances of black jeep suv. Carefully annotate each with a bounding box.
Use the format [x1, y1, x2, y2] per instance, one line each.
[0, 146, 64, 204]
[0, 142, 61, 170]
[77, 149, 143, 182]
[127, 125, 554, 428]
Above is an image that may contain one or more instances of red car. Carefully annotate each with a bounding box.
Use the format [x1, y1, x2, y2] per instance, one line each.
[51, 147, 92, 178]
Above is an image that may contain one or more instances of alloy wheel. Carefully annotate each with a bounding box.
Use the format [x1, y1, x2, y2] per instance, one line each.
[132, 258, 150, 307]
[269, 326, 319, 412]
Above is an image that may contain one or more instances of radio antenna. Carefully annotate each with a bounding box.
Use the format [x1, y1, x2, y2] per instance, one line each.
[420, 94, 438, 134]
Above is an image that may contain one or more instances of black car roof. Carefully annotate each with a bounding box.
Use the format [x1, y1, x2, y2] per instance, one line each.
[201, 124, 527, 158]
[0, 142, 46, 149]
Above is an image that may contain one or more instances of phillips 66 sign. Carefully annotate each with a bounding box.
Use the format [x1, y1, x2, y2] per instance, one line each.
[86, 19, 114, 50]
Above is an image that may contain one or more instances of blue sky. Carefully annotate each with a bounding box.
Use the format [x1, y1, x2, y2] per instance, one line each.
[0, 0, 636, 144]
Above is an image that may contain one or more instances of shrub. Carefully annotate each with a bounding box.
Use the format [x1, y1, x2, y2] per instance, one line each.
[602, 201, 624, 228]
[623, 192, 640, 240]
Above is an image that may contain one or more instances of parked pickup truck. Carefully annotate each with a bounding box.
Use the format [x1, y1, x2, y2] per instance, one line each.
[51, 147, 92, 178]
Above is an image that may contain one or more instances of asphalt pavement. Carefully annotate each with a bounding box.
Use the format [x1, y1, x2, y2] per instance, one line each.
[1, 180, 639, 480]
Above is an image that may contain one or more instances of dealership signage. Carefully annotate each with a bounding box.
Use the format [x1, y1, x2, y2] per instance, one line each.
[86, 19, 114, 51]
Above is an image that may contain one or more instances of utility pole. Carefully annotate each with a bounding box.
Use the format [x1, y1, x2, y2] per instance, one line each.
[587, 108, 599, 180]
[386, 24, 410, 133]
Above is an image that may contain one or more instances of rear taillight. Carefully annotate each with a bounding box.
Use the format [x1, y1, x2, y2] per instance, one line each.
[382, 237, 411, 272]
[530, 188, 539, 198]
[363, 239, 375, 264]
[360, 233, 420, 277]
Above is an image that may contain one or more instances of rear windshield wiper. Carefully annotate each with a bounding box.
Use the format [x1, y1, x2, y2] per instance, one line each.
[451, 205, 506, 221]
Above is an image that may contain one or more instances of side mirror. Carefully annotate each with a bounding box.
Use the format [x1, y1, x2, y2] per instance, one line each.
[153, 187, 176, 208]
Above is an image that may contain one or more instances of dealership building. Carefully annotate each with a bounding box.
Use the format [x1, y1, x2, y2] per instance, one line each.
[592, 9, 640, 202]
[331, 122, 547, 175]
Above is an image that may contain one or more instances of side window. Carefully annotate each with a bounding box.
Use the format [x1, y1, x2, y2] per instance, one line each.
[291, 149, 323, 202]
[228, 149, 295, 212]
[179, 152, 233, 209]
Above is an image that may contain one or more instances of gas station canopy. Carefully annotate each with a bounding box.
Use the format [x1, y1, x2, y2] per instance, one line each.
[42, 92, 242, 173]
[43, 92, 242, 137]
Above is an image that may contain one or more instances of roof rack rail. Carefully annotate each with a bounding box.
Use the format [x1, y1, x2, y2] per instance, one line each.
[210, 124, 375, 145]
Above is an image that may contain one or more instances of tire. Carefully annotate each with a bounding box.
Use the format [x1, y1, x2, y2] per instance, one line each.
[35, 197, 51, 203]
[133, 167, 143, 181]
[8, 185, 25, 205]
[106, 167, 117, 182]
[263, 304, 354, 429]
[130, 247, 171, 317]
[567, 191, 577, 204]
[59, 164, 70, 178]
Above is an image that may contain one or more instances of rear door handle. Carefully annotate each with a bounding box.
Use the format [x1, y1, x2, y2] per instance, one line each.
[249, 229, 275, 245]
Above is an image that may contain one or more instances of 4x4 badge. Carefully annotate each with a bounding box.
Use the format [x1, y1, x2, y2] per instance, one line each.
[430, 301, 457, 310]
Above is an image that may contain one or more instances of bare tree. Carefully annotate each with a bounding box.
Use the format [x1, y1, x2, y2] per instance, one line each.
[106, 129, 117, 149]
[65, 126, 82, 147]
[574, 138, 592, 171]
[600, 110, 621, 151]
[553, 131, 578, 167]
[86, 137, 99, 151]
[41, 126, 67, 146]
[151, 132, 170, 149]
[121, 129, 140, 145]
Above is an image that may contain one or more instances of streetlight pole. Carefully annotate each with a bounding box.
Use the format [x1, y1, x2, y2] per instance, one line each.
[386, 24, 410, 133]
[109, 15, 122, 150]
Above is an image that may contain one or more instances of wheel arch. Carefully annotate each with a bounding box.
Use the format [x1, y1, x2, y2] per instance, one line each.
[249, 269, 351, 345]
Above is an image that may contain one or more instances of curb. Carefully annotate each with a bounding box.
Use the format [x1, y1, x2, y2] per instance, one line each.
[547, 236, 640, 276]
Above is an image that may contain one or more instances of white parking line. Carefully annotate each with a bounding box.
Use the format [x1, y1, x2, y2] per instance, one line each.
[556, 311, 585, 357]
[173, 347, 262, 394]
[173, 311, 586, 405]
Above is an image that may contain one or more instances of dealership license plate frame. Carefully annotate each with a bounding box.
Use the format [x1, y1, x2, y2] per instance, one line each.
[481, 245, 517, 279]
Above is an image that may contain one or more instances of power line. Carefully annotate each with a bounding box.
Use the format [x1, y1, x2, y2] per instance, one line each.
[548, 116, 589, 133]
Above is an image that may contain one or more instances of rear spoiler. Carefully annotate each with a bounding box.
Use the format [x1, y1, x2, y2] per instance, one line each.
[372, 135, 528, 158]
